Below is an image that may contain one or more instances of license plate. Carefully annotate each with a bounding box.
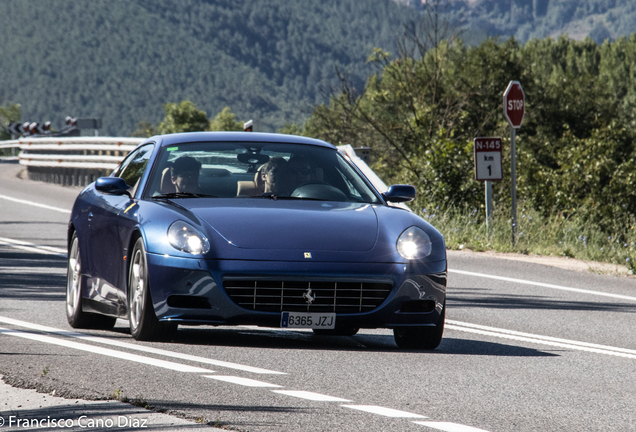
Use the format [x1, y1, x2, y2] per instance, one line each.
[281, 312, 336, 329]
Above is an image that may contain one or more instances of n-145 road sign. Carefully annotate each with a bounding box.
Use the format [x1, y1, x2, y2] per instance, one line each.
[474, 137, 502, 181]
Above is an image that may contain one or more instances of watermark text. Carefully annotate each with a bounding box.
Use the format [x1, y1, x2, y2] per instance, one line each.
[0, 415, 148, 428]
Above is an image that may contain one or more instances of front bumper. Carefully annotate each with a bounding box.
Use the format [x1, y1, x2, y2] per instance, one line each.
[146, 253, 447, 329]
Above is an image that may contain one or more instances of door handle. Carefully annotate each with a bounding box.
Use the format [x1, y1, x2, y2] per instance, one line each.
[88, 212, 93, 221]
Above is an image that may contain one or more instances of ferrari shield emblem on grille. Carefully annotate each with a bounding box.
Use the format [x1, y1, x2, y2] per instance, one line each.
[302, 288, 316, 305]
[304, 252, 312, 258]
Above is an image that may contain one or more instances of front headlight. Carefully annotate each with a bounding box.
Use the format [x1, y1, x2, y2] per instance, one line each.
[168, 221, 210, 255]
[397, 226, 432, 259]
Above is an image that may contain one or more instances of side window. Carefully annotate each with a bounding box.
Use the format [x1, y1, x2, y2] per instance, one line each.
[112, 155, 131, 178]
[117, 145, 154, 191]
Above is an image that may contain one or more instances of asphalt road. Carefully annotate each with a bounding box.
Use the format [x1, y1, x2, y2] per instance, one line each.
[1, 162, 636, 432]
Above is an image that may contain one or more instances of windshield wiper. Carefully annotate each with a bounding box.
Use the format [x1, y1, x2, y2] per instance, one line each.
[245, 194, 324, 201]
[249, 193, 295, 201]
[152, 192, 217, 199]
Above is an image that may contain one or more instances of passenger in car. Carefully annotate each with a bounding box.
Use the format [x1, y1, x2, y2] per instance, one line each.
[170, 156, 202, 193]
[260, 157, 289, 195]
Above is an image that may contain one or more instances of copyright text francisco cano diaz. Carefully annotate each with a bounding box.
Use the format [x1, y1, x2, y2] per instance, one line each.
[0, 415, 148, 428]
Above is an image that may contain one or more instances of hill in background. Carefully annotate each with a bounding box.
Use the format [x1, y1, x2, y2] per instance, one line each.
[0, 0, 414, 136]
[3, 0, 634, 137]
[398, 0, 636, 44]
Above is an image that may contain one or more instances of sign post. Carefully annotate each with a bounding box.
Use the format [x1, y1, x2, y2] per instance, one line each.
[474, 137, 503, 236]
[503, 81, 525, 244]
[76, 118, 102, 137]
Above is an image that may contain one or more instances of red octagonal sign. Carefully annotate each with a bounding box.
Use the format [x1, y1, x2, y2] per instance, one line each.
[503, 81, 525, 128]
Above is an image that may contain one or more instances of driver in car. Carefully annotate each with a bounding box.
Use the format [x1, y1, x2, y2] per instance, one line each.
[170, 156, 202, 193]
[288, 156, 313, 191]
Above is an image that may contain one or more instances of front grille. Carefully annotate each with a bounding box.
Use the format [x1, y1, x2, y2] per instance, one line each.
[223, 279, 393, 313]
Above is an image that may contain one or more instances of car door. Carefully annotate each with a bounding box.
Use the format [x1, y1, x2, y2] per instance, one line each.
[87, 144, 155, 310]
[112, 143, 156, 298]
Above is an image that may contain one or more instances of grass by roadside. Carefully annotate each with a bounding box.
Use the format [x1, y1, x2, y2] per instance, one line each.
[419, 204, 636, 274]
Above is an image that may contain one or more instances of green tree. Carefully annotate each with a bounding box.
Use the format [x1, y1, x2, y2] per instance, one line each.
[158, 101, 208, 134]
[306, 9, 490, 209]
[0, 103, 21, 140]
[302, 22, 636, 233]
[209, 107, 243, 131]
[277, 123, 305, 136]
[131, 119, 160, 138]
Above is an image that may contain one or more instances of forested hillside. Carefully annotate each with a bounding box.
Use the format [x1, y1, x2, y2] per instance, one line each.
[400, 0, 636, 44]
[0, 0, 414, 135]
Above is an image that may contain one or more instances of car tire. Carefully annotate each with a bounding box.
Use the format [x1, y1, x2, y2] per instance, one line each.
[66, 233, 116, 330]
[128, 238, 177, 341]
[312, 327, 359, 336]
[393, 303, 445, 350]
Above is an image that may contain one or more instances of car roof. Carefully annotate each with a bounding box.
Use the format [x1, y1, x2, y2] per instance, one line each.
[148, 132, 337, 150]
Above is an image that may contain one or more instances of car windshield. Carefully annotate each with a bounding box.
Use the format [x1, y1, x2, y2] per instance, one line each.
[144, 141, 382, 204]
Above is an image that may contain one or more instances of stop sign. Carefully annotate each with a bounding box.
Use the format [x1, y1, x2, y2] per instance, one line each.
[503, 81, 525, 128]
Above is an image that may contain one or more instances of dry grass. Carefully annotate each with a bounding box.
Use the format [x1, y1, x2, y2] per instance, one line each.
[419, 204, 636, 274]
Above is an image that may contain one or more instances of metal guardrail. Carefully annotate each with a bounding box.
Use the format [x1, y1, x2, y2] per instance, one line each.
[2, 137, 141, 169]
[0, 137, 142, 186]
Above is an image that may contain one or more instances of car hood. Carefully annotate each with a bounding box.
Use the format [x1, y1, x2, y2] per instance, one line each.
[179, 199, 379, 251]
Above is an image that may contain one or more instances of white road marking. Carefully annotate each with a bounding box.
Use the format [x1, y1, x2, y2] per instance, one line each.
[449, 268, 636, 302]
[414, 421, 490, 432]
[342, 405, 426, 418]
[0, 327, 213, 373]
[0, 316, 286, 375]
[0, 266, 65, 274]
[0, 236, 67, 257]
[447, 320, 636, 359]
[204, 375, 282, 387]
[0, 194, 71, 214]
[272, 390, 351, 402]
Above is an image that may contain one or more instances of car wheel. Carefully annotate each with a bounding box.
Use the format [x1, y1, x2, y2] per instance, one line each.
[66, 233, 116, 329]
[393, 303, 445, 350]
[128, 238, 177, 341]
[312, 327, 359, 336]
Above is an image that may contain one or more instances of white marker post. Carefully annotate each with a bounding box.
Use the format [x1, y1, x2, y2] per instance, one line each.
[474, 138, 503, 237]
[503, 81, 525, 245]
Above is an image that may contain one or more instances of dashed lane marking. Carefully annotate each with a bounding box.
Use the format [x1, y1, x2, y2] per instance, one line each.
[0, 194, 71, 214]
[0, 320, 488, 430]
[449, 268, 636, 302]
[0, 327, 213, 373]
[414, 421, 490, 431]
[204, 375, 282, 387]
[272, 390, 352, 402]
[342, 405, 427, 418]
[0, 316, 286, 375]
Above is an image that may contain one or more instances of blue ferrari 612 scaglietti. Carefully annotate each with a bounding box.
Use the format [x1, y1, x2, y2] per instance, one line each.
[66, 132, 447, 349]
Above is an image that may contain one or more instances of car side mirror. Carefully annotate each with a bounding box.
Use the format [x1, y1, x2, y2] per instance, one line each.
[382, 184, 416, 203]
[95, 177, 132, 197]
